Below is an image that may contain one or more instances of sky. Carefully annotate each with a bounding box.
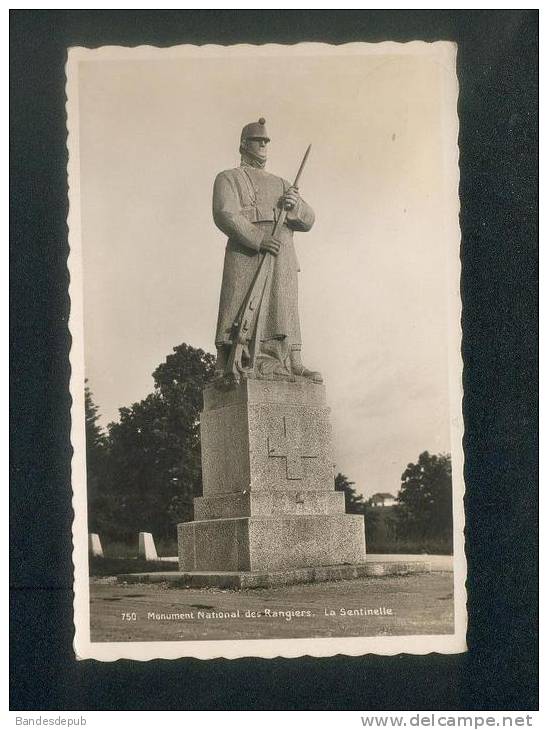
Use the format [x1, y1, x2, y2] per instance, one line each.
[74, 43, 460, 499]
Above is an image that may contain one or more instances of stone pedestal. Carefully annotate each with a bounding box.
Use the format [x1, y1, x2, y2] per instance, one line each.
[178, 378, 366, 573]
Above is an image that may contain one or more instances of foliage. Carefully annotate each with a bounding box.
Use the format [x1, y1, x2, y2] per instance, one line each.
[85, 381, 107, 452]
[334, 473, 365, 514]
[84, 382, 112, 533]
[363, 505, 398, 551]
[334, 472, 383, 541]
[396, 451, 453, 544]
[87, 344, 216, 539]
[331, 456, 453, 554]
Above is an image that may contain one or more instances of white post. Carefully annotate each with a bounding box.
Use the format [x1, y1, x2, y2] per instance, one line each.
[88, 533, 104, 558]
[138, 532, 158, 561]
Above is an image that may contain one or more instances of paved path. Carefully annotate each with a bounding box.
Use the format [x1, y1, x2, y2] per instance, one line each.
[90, 571, 454, 643]
[368, 554, 453, 571]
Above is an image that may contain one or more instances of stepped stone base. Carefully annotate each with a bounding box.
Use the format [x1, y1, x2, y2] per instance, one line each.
[118, 559, 432, 589]
[178, 514, 365, 572]
[179, 378, 367, 574]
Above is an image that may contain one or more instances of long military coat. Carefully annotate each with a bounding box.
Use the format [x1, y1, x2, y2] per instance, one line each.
[213, 164, 315, 348]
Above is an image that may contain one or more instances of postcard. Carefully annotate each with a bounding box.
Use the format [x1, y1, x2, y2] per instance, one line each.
[67, 41, 466, 660]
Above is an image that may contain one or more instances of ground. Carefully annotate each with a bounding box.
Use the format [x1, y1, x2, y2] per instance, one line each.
[90, 571, 454, 642]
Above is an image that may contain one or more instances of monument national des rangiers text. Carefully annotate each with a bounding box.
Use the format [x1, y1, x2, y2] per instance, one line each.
[178, 119, 366, 576]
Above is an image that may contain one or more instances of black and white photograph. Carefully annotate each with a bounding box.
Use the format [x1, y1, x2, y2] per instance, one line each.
[11, 6, 540, 717]
[66, 41, 467, 660]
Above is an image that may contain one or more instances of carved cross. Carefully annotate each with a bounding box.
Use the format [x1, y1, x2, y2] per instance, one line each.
[267, 415, 318, 480]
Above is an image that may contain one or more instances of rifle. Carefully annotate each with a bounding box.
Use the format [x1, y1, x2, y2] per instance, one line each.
[225, 145, 312, 382]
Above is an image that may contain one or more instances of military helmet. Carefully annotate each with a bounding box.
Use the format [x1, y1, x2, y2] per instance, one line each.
[240, 117, 270, 144]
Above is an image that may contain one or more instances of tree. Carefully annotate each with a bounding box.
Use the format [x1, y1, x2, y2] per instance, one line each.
[396, 451, 452, 542]
[85, 382, 107, 457]
[105, 344, 216, 538]
[334, 473, 365, 514]
[334, 473, 384, 550]
[84, 382, 111, 532]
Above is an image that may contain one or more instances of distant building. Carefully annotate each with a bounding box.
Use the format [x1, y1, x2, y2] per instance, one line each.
[369, 492, 397, 508]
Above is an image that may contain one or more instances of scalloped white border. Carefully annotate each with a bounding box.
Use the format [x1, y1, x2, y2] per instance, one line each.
[67, 41, 466, 661]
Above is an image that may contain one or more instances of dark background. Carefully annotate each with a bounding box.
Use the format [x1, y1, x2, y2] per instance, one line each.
[10, 10, 538, 711]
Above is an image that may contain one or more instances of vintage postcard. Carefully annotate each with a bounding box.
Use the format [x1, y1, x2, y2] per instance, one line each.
[67, 42, 466, 660]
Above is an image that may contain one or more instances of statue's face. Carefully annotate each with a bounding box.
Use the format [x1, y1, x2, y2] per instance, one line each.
[245, 137, 269, 160]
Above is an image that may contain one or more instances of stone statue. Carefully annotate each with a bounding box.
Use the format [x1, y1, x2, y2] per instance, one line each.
[213, 118, 322, 383]
[178, 120, 367, 578]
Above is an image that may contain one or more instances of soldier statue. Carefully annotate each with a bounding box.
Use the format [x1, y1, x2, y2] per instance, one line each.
[213, 117, 321, 383]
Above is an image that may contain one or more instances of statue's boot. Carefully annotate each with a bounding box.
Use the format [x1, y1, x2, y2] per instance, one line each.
[214, 346, 229, 377]
[257, 338, 292, 378]
[289, 347, 323, 383]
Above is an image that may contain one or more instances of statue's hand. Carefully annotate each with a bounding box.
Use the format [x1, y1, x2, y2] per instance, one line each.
[260, 235, 281, 256]
[281, 186, 300, 211]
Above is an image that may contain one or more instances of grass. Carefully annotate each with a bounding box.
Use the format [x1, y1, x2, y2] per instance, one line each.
[96, 537, 178, 559]
[367, 538, 453, 555]
[90, 556, 178, 577]
[90, 535, 179, 576]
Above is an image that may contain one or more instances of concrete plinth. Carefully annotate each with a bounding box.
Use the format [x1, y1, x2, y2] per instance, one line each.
[178, 378, 366, 574]
[200, 378, 335, 495]
[179, 514, 365, 572]
[88, 533, 104, 558]
[138, 532, 158, 561]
